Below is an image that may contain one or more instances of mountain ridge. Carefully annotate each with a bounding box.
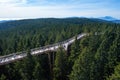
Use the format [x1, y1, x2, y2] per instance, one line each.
[99, 16, 117, 21]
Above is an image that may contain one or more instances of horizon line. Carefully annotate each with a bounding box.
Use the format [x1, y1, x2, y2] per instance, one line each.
[0, 16, 120, 21]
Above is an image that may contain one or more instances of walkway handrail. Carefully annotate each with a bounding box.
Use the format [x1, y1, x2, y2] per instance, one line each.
[0, 33, 88, 65]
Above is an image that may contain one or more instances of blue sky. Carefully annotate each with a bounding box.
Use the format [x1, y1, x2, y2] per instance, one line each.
[0, 0, 120, 20]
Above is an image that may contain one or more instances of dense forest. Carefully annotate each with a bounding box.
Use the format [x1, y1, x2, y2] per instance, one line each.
[0, 18, 120, 80]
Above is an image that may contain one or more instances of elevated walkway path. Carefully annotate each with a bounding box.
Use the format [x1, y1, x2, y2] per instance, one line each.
[0, 33, 88, 65]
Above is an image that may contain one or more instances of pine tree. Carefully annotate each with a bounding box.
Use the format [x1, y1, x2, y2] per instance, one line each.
[93, 31, 116, 80]
[21, 49, 35, 80]
[70, 48, 92, 80]
[33, 62, 43, 80]
[53, 48, 67, 80]
[0, 39, 3, 55]
[0, 74, 6, 80]
[69, 36, 80, 63]
[107, 63, 120, 80]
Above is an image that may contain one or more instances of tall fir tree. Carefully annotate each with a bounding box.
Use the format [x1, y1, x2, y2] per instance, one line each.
[53, 48, 68, 80]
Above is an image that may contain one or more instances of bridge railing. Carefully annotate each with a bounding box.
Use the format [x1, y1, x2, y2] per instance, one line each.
[0, 33, 87, 64]
[0, 33, 87, 59]
[36, 33, 87, 50]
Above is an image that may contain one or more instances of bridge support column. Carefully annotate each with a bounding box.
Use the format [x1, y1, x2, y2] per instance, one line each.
[63, 43, 68, 51]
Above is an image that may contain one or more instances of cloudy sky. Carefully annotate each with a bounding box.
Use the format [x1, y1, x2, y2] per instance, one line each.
[0, 0, 120, 20]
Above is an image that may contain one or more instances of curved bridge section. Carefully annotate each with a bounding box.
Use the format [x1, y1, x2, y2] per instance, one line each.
[0, 33, 87, 65]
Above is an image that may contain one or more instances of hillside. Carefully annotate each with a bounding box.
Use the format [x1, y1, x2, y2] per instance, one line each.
[0, 18, 120, 80]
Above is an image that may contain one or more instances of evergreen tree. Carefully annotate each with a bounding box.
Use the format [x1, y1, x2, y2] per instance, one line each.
[93, 31, 116, 80]
[53, 48, 68, 80]
[33, 62, 43, 80]
[0, 18, 120, 80]
[0, 39, 3, 55]
[21, 49, 35, 80]
[70, 48, 91, 80]
[0, 74, 6, 80]
[107, 63, 120, 80]
[69, 36, 80, 63]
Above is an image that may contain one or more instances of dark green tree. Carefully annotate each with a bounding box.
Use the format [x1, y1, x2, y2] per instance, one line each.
[21, 49, 35, 80]
[70, 48, 92, 80]
[0, 74, 6, 80]
[33, 62, 43, 80]
[107, 63, 120, 80]
[53, 48, 68, 80]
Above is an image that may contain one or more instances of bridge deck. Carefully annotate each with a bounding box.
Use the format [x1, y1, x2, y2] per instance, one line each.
[0, 33, 87, 65]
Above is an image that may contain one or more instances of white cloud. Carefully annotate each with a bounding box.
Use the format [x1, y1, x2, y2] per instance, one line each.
[0, 0, 15, 3]
[0, 0, 120, 20]
[0, 5, 119, 19]
[0, 0, 28, 6]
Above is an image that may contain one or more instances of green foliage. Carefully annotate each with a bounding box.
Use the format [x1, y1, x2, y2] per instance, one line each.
[107, 63, 120, 80]
[69, 36, 80, 62]
[69, 35, 100, 80]
[33, 63, 43, 80]
[20, 49, 35, 80]
[53, 48, 68, 80]
[70, 48, 91, 80]
[0, 74, 6, 80]
[0, 18, 120, 80]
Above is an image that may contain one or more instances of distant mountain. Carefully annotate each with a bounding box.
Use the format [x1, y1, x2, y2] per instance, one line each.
[99, 16, 117, 21]
[0, 20, 10, 23]
[0, 21, 5, 23]
[98, 16, 120, 23]
[112, 20, 120, 23]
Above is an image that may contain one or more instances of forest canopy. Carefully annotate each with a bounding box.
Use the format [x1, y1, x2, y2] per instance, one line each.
[0, 18, 120, 80]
